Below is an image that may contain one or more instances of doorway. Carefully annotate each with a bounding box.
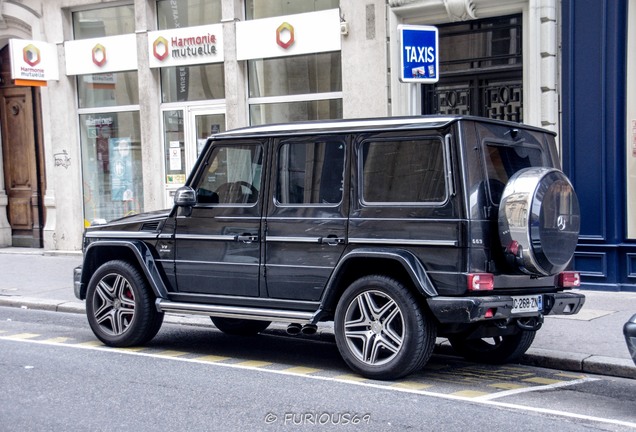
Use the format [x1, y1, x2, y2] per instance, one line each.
[161, 104, 226, 206]
[0, 45, 45, 248]
[422, 14, 523, 122]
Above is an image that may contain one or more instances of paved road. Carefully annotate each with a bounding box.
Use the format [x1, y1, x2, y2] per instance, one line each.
[0, 249, 635, 379]
[1, 307, 635, 431]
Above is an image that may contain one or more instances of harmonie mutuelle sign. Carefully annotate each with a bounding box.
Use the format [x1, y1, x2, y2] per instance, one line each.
[398, 25, 439, 84]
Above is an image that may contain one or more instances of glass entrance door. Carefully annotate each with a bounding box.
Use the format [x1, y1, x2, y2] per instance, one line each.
[162, 105, 226, 206]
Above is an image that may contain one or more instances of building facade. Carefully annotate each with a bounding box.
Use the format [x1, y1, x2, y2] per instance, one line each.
[562, 0, 636, 292]
[0, 0, 631, 291]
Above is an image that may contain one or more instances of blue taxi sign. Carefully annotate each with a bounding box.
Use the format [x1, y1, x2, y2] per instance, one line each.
[398, 24, 439, 83]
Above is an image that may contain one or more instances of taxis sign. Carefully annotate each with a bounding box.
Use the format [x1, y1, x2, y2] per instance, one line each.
[398, 25, 439, 83]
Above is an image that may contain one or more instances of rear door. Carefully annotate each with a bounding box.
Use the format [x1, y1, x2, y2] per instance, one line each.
[264, 135, 348, 302]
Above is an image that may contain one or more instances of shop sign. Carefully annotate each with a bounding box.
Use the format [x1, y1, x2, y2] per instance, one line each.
[398, 25, 439, 83]
[64, 34, 137, 75]
[9, 39, 59, 82]
[236, 9, 341, 61]
[148, 24, 224, 68]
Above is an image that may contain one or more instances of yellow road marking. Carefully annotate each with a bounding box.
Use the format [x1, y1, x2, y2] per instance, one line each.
[196, 354, 230, 363]
[523, 377, 562, 385]
[489, 383, 526, 390]
[41, 337, 71, 344]
[116, 346, 146, 352]
[283, 366, 320, 375]
[334, 374, 367, 382]
[154, 350, 188, 357]
[236, 360, 272, 368]
[392, 381, 434, 390]
[76, 341, 104, 347]
[556, 373, 586, 379]
[451, 390, 489, 398]
[5, 333, 39, 340]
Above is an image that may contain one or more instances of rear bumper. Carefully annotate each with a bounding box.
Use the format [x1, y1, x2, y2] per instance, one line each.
[427, 292, 585, 324]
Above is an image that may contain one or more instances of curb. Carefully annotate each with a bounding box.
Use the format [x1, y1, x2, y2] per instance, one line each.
[1, 296, 634, 380]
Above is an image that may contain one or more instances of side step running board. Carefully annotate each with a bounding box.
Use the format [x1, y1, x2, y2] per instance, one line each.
[155, 299, 314, 323]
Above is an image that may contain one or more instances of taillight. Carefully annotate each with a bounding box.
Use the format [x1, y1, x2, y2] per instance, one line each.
[557, 271, 581, 288]
[467, 273, 494, 291]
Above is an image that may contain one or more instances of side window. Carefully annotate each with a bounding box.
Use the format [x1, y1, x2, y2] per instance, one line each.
[195, 143, 263, 205]
[276, 139, 345, 205]
[361, 138, 447, 204]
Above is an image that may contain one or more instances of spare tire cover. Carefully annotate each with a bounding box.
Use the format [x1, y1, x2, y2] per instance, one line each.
[498, 167, 580, 276]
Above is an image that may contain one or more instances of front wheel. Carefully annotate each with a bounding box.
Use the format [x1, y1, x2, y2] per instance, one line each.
[448, 330, 536, 364]
[334, 276, 436, 380]
[85, 260, 163, 347]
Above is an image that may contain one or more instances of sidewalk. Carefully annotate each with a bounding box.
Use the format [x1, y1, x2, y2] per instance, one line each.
[0, 248, 634, 379]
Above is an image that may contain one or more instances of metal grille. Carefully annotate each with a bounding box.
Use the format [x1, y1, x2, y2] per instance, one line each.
[423, 14, 523, 122]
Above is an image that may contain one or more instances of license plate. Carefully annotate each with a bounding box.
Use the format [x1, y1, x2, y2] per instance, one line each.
[511, 294, 543, 314]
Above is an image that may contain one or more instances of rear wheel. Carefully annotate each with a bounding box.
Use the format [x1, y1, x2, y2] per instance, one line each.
[211, 317, 271, 336]
[86, 260, 163, 347]
[334, 275, 436, 380]
[448, 330, 536, 364]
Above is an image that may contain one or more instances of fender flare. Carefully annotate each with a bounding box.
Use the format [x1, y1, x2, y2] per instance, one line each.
[313, 248, 438, 322]
[80, 240, 169, 300]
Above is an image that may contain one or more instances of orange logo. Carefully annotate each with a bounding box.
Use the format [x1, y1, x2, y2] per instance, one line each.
[23, 44, 41, 67]
[153, 36, 169, 61]
[92, 44, 107, 67]
[276, 22, 294, 49]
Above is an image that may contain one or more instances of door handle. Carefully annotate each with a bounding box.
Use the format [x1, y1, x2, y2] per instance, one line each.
[236, 234, 259, 243]
[320, 235, 345, 246]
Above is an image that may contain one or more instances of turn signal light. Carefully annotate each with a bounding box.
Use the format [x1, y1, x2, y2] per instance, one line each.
[557, 271, 581, 288]
[467, 273, 494, 291]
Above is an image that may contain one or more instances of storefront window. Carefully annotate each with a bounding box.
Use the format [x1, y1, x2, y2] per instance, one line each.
[245, 0, 338, 20]
[248, 52, 341, 98]
[250, 100, 342, 125]
[80, 112, 143, 223]
[248, 51, 342, 125]
[160, 64, 225, 103]
[77, 72, 139, 108]
[157, 0, 222, 29]
[73, 5, 143, 225]
[163, 110, 186, 186]
[72, 5, 135, 39]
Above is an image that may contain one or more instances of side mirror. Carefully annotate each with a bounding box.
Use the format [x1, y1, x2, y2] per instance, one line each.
[174, 186, 197, 207]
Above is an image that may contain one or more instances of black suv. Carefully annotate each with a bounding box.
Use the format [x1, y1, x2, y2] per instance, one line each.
[74, 116, 585, 380]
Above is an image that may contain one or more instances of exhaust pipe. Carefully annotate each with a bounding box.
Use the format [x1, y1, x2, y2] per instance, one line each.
[286, 323, 302, 335]
[301, 324, 317, 335]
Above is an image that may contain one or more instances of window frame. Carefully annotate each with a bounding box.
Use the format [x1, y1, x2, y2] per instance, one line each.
[273, 136, 347, 208]
[358, 135, 450, 207]
[192, 141, 264, 208]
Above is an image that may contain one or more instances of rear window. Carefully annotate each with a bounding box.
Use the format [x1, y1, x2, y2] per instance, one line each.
[483, 142, 545, 205]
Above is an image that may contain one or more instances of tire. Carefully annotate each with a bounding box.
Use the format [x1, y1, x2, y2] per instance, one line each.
[86, 260, 164, 347]
[498, 167, 580, 276]
[210, 317, 271, 336]
[334, 275, 436, 380]
[448, 330, 536, 364]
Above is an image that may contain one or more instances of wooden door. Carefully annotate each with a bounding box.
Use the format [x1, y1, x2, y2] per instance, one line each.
[0, 85, 43, 247]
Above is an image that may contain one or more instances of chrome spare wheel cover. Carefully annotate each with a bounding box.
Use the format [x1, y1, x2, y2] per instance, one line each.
[93, 273, 136, 336]
[498, 167, 580, 276]
[343, 290, 405, 366]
